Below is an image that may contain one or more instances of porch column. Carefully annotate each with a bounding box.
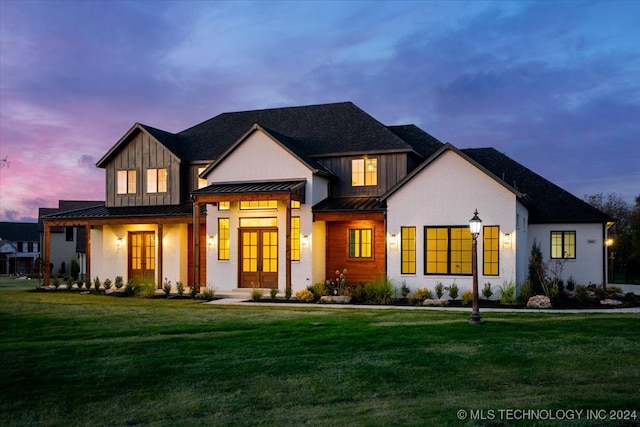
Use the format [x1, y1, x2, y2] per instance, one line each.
[157, 223, 163, 289]
[85, 224, 91, 283]
[44, 223, 51, 285]
[285, 196, 291, 294]
[193, 199, 201, 287]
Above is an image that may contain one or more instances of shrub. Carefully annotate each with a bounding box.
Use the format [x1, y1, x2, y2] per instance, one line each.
[190, 284, 199, 297]
[608, 285, 623, 294]
[270, 288, 279, 300]
[295, 288, 314, 302]
[125, 279, 140, 296]
[102, 278, 111, 291]
[163, 279, 172, 296]
[482, 282, 493, 299]
[519, 280, 535, 303]
[115, 277, 124, 289]
[461, 290, 474, 305]
[114, 276, 123, 289]
[410, 287, 433, 305]
[575, 285, 590, 303]
[70, 258, 80, 281]
[528, 240, 545, 294]
[201, 288, 215, 301]
[309, 282, 328, 300]
[176, 281, 185, 296]
[365, 276, 394, 305]
[448, 283, 459, 300]
[566, 276, 576, 292]
[348, 284, 368, 303]
[285, 287, 292, 300]
[594, 285, 607, 300]
[251, 288, 264, 301]
[499, 280, 517, 304]
[139, 282, 157, 298]
[400, 281, 410, 298]
[435, 282, 444, 299]
[51, 277, 60, 289]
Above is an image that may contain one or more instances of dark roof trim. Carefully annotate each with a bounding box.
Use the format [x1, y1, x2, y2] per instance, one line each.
[312, 196, 386, 213]
[380, 143, 523, 202]
[41, 203, 195, 220]
[192, 179, 306, 201]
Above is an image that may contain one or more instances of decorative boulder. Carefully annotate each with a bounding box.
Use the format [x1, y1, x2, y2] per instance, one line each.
[320, 295, 352, 304]
[423, 298, 448, 306]
[600, 299, 623, 306]
[527, 295, 552, 309]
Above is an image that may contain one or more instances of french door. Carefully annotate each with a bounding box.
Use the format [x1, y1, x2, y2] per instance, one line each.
[128, 231, 155, 282]
[239, 228, 278, 288]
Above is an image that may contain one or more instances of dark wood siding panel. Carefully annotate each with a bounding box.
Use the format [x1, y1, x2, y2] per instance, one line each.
[325, 220, 386, 285]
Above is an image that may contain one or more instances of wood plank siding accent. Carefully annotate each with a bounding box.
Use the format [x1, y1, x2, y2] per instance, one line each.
[318, 153, 407, 197]
[188, 223, 207, 287]
[325, 220, 386, 285]
[105, 130, 181, 207]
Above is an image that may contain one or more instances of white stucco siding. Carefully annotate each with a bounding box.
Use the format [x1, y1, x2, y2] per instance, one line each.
[386, 150, 518, 297]
[204, 130, 329, 292]
[528, 222, 606, 286]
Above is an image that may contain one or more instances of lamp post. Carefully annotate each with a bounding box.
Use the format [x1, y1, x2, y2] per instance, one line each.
[469, 209, 483, 325]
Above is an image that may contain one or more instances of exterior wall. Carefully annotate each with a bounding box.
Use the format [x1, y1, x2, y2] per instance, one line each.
[90, 223, 187, 287]
[204, 130, 329, 292]
[104, 130, 181, 207]
[386, 150, 518, 298]
[514, 201, 529, 289]
[528, 222, 606, 286]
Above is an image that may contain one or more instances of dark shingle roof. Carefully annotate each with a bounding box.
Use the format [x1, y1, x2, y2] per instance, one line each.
[462, 148, 613, 223]
[387, 125, 443, 158]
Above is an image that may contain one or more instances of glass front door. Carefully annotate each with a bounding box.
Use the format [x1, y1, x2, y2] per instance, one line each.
[239, 228, 278, 288]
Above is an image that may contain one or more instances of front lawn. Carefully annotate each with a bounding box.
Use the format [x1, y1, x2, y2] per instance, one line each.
[0, 278, 638, 426]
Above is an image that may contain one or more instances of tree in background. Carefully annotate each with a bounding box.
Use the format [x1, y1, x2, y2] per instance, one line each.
[584, 193, 640, 283]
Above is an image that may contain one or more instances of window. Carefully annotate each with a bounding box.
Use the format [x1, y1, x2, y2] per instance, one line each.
[291, 200, 301, 209]
[66, 227, 74, 242]
[117, 170, 137, 194]
[425, 226, 472, 275]
[483, 226, 499, 276]
[197, 167, 208, 189]
[291, 217, 300, 261]
[401, 227, 416, 274]
[351, 158, 377, 186]
[239, 200, 278, 210]
[147, 168, 167, 193]
[349, 229, 372, 258]
[218, 202, 230, 211]
[28, 242, 34, 252]
[551, 231, 576, 259]
[218, 218, 230, 260]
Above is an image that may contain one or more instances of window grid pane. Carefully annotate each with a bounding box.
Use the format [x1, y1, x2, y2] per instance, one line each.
[349, 228, 372, 258]
[483, 225, 499, 276]
[291, 217, 300, 261]
[218, 218, 230, 260]
[401, 226, 416, 274]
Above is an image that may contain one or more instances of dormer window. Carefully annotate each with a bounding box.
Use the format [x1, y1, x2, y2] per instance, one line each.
[147, 168, 167, 193]
[117, 170, 137, 194]
[351, 158, 377, 186]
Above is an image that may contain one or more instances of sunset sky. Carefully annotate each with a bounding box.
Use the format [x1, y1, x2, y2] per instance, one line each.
[1, 0, 638, 222]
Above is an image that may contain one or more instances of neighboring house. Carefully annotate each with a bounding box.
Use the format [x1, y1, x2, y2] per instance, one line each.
[38, 200, 104, 278]
[0, 222, 40, 275]
[41, 102, 613, 295]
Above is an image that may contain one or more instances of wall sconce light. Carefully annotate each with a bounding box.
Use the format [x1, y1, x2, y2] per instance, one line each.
[301, 234, 309, 247]
[115, 237, 123, 248]
[388, 233, 398, 246]
[207, 235, 215, 246]
[504, 233, 511, 246]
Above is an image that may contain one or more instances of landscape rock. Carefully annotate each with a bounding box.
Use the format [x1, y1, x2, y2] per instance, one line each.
[600, 299, 623, 306]
[423, 298, 448, 306]
[320, 295, 352, 304]
[527, 295, 552, 309]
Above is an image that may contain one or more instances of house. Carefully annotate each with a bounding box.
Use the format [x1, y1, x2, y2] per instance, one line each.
[41, 102, 613, 295]
[0, 222, 40, 275]
[38, 200, 104, 279]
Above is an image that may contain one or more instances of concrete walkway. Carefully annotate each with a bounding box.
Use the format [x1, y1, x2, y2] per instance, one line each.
[206, 290, 640, 313]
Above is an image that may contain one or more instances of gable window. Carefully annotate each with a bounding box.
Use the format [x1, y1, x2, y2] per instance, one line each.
[218, 218, 230, 260]
[117, 170, 137, 194]
[351, 158, 377, 186]
[349, 228, 372, 258]
[66, 227, 74, 242]
[551, 231, 576, 259]
[401, 226, 416, 274]
[425, 226, 472, 275]
[291, 217, 300, 261]
[483, 226, 499, 276]
[147, 168, 167, 193]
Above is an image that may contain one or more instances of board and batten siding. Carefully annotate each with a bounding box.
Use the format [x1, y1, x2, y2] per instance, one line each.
[105, 131, 181, 207]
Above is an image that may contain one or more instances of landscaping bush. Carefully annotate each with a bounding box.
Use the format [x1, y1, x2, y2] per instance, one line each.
[114, 276, 123, 289]
[347, 283, 368, 303]
[409, 287, 433, 305]
[519, 280, 535, 303]
[251, 288, 264, 301]
[102, 278, 111, 291]
[435, 282, 444, 299]
[447, 283, 459, 300]
[575, 285, 590, 303]
[70, 259, 80, 281]
[499, 280, 517, 304]
[364, 276, 394, 305]
[400, 281, 410, 299]
[461, 290, 474, 305]
[176, 281, 185, 296]
[270, 288, 279, 300]
[51, 277, 60, 289]
[285, 287, 292, 300]
[125, 280, 141, 296]
[294, 288, 314, 302]
[308, 282, 328, 300]
[201, 288, 215, 301]
[139, 282, 157, 298]
[162, 279, 172, 296]
[190, 284, 199, 297]
[566, 276, 576, 292]
[482, 282, 493, 299]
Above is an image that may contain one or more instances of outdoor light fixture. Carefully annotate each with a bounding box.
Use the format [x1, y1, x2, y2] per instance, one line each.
[115, 237, 124, 248]
[388, 233, 398, 246]
[301, 235, 309, 247]
[468, 209, 483, 325]
[207, 235, 215, 246]
[504, 233, 511, 246]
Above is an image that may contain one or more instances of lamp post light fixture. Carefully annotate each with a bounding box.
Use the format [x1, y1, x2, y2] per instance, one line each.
[469, 209, 483, 325]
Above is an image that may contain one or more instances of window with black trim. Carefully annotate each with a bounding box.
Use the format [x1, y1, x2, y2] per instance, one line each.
[483, 225, 499, 276]
[401, 226, 416, 274]
[349, 228, 372, 258]
[66, 227, 74, 242]
[218, 218, 230, 260]
[424, 226, 472, 275]
[551, 231, 576, 259]
[291, 217, 300, 261]
[351, 158, 377, 186]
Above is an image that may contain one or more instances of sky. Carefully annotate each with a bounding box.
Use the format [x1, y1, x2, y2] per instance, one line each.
[1, 0, 639, 223]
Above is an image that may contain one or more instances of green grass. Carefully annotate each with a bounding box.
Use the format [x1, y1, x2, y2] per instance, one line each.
[1, 278, 639, 426]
